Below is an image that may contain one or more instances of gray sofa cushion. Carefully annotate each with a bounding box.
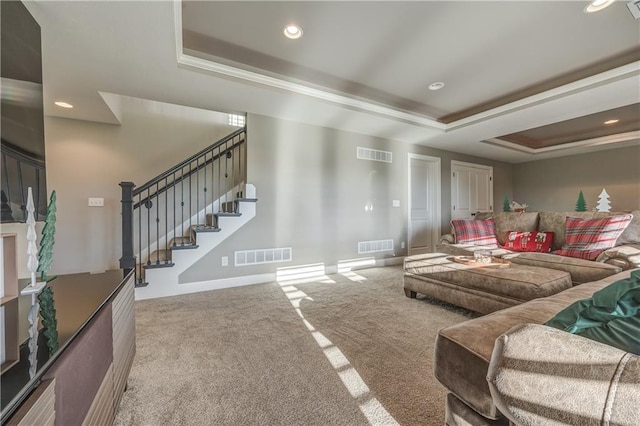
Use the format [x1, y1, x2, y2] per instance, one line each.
[605, 210, 640, 245]
[434, 269, 637, 421]
[471, 212, 539, 246]
[487, 324, 640, 426]
[504, 252, 622, 284]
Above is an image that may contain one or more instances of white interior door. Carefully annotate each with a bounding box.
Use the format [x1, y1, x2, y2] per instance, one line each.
[451, 161, 493, 221]
[408, 154, 441, 255]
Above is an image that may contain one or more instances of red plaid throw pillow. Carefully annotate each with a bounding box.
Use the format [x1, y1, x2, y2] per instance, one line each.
[451, 219, 498, 246]
[503, 231, 554, 253]
[552, 214, 633, 260]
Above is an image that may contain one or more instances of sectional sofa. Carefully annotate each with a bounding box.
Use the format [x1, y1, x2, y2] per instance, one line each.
[434, 269, 640, 426]
[414, 211, 640, 425]
[437, 211, 640, 284]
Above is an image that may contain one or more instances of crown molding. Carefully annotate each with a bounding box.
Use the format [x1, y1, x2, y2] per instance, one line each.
[485, 130, 640, 154]
[173, 1, 444, 131]
[447, 62, 640, 131]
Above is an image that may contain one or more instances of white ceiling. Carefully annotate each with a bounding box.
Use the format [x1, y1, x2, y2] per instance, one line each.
[28, 1, 640, 164]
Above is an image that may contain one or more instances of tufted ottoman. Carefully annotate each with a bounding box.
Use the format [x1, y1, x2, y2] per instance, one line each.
[403, 253, 572, 314]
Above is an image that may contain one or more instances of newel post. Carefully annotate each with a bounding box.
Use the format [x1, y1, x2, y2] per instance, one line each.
[119, 182, 135, 276]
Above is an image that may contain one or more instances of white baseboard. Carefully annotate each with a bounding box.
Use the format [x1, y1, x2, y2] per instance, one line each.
[135, 256, 405, 301]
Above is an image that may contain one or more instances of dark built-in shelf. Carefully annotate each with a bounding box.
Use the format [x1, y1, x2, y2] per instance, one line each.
[1, 269, 130, 423]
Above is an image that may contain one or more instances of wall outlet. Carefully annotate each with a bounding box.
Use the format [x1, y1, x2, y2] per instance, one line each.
[221, 256, 228, 267]
[88, 197, 104, 207]
[392, 199, 400, 207]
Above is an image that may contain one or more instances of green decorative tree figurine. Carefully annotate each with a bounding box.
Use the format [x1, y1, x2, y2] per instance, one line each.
[503, 195, 511, 212]
[575, 190, 587, 212]
[38, 191, 59, 355]
[38, 191, 57, 282]
[38, 287, 59, 354]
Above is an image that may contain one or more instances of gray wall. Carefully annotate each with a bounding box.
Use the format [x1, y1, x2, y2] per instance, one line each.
[181, 113, 513, 282]
[41, 98, 238, 276]
[513, 145, 640, 212]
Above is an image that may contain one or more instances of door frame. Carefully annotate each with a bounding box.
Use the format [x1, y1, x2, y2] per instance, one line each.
[407, 153, 441, 255]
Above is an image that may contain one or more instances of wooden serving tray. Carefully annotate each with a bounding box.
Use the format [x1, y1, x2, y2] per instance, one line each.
[450, 256, 511, 268]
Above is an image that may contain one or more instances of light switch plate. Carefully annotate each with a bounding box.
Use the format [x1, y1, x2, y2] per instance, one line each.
[88, 197, 104, 207]
[392, 200, 400, 207]
[221, 256, 229, 267]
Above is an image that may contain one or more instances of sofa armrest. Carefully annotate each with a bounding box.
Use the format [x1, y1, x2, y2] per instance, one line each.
[596, 244, 640, 270]
[439, 233, 455, 245]
[487, 324, 640, 426]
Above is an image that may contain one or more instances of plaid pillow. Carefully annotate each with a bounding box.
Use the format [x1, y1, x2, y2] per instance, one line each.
[451, 218, 498, 246]
[503, 231, 554, 253]
[552, 214, 633, 260]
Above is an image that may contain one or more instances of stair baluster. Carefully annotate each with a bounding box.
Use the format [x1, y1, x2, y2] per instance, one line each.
[119, 126, 247, 286]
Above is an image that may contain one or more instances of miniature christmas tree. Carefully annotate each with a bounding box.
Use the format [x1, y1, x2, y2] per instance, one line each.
[38, 286, 59, 355]
[26, 188, 39, 286]
[38, 191, 57, 282]
[575, 190, 587, 212]
[503, 195, 511, 212]
[37, 191, 59, 355]
[596, 188, 611, 212]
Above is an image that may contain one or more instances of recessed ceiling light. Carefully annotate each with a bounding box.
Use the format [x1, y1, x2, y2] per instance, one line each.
[428, 82, 445, 91]
[584, 0, 615, 13]
[54, 101, 74, 108]
[283, 24, 303, 40]
[604, 119, 619, 125]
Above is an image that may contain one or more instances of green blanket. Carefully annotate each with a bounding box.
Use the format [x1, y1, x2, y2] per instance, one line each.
[545, 270, 640, 355]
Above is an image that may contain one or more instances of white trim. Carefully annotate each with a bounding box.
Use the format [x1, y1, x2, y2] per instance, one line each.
[171, 8, 444, 132]
[451, 160, 494, 171]
[177, 53, 446, 130]
[450, 161, 494, 218]
[485, 130, 640, 154]
[135, 273, 276, 301]
[407, 154, 441, 255]
[447, 62, 640, 130]
[173, 0, 183, 64]
[172, 2, 639, 140]
[136, 258, 406, 301]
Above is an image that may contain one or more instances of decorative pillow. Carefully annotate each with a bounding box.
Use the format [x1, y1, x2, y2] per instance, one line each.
[545, 269, 640, 355]
[451, 218, 498, 246]
[552, 214, 633, 261]
[503, 231, 554, 253]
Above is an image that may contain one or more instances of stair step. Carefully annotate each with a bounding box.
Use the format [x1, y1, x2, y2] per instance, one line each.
[147, 249, 171, 262]
[191, 224, 221, 233]
[143, 261, 175, 270]
[237, 198, 258, 203]
[171, 243, 199, 250]
[206, 212, 242, 228]
[170, 236, 195, 246]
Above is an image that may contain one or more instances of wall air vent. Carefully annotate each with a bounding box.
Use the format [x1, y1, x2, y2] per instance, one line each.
[357, 147, 392, 163]
[235, 247, 292, 266]
[358, 239, 394, 254]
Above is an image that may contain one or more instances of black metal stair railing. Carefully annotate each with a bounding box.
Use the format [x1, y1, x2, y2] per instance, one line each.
[119, 126, 247, 286]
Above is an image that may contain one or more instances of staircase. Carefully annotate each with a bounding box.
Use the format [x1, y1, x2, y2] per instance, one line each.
[119, 127, 257, 300]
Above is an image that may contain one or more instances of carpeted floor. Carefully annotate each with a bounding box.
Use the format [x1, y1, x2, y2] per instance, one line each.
[114, 265, 477, 426]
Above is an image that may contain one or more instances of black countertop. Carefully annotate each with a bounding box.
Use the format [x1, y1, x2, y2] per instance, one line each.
[1, 269, 129, 423]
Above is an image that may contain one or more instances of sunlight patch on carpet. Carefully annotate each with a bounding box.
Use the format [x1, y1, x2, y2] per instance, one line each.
[277, 267, 399, 426]
[276, 263, 336, 285]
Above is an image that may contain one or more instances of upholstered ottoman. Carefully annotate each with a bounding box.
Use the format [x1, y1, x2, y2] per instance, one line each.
[403, 253, 572, 314]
